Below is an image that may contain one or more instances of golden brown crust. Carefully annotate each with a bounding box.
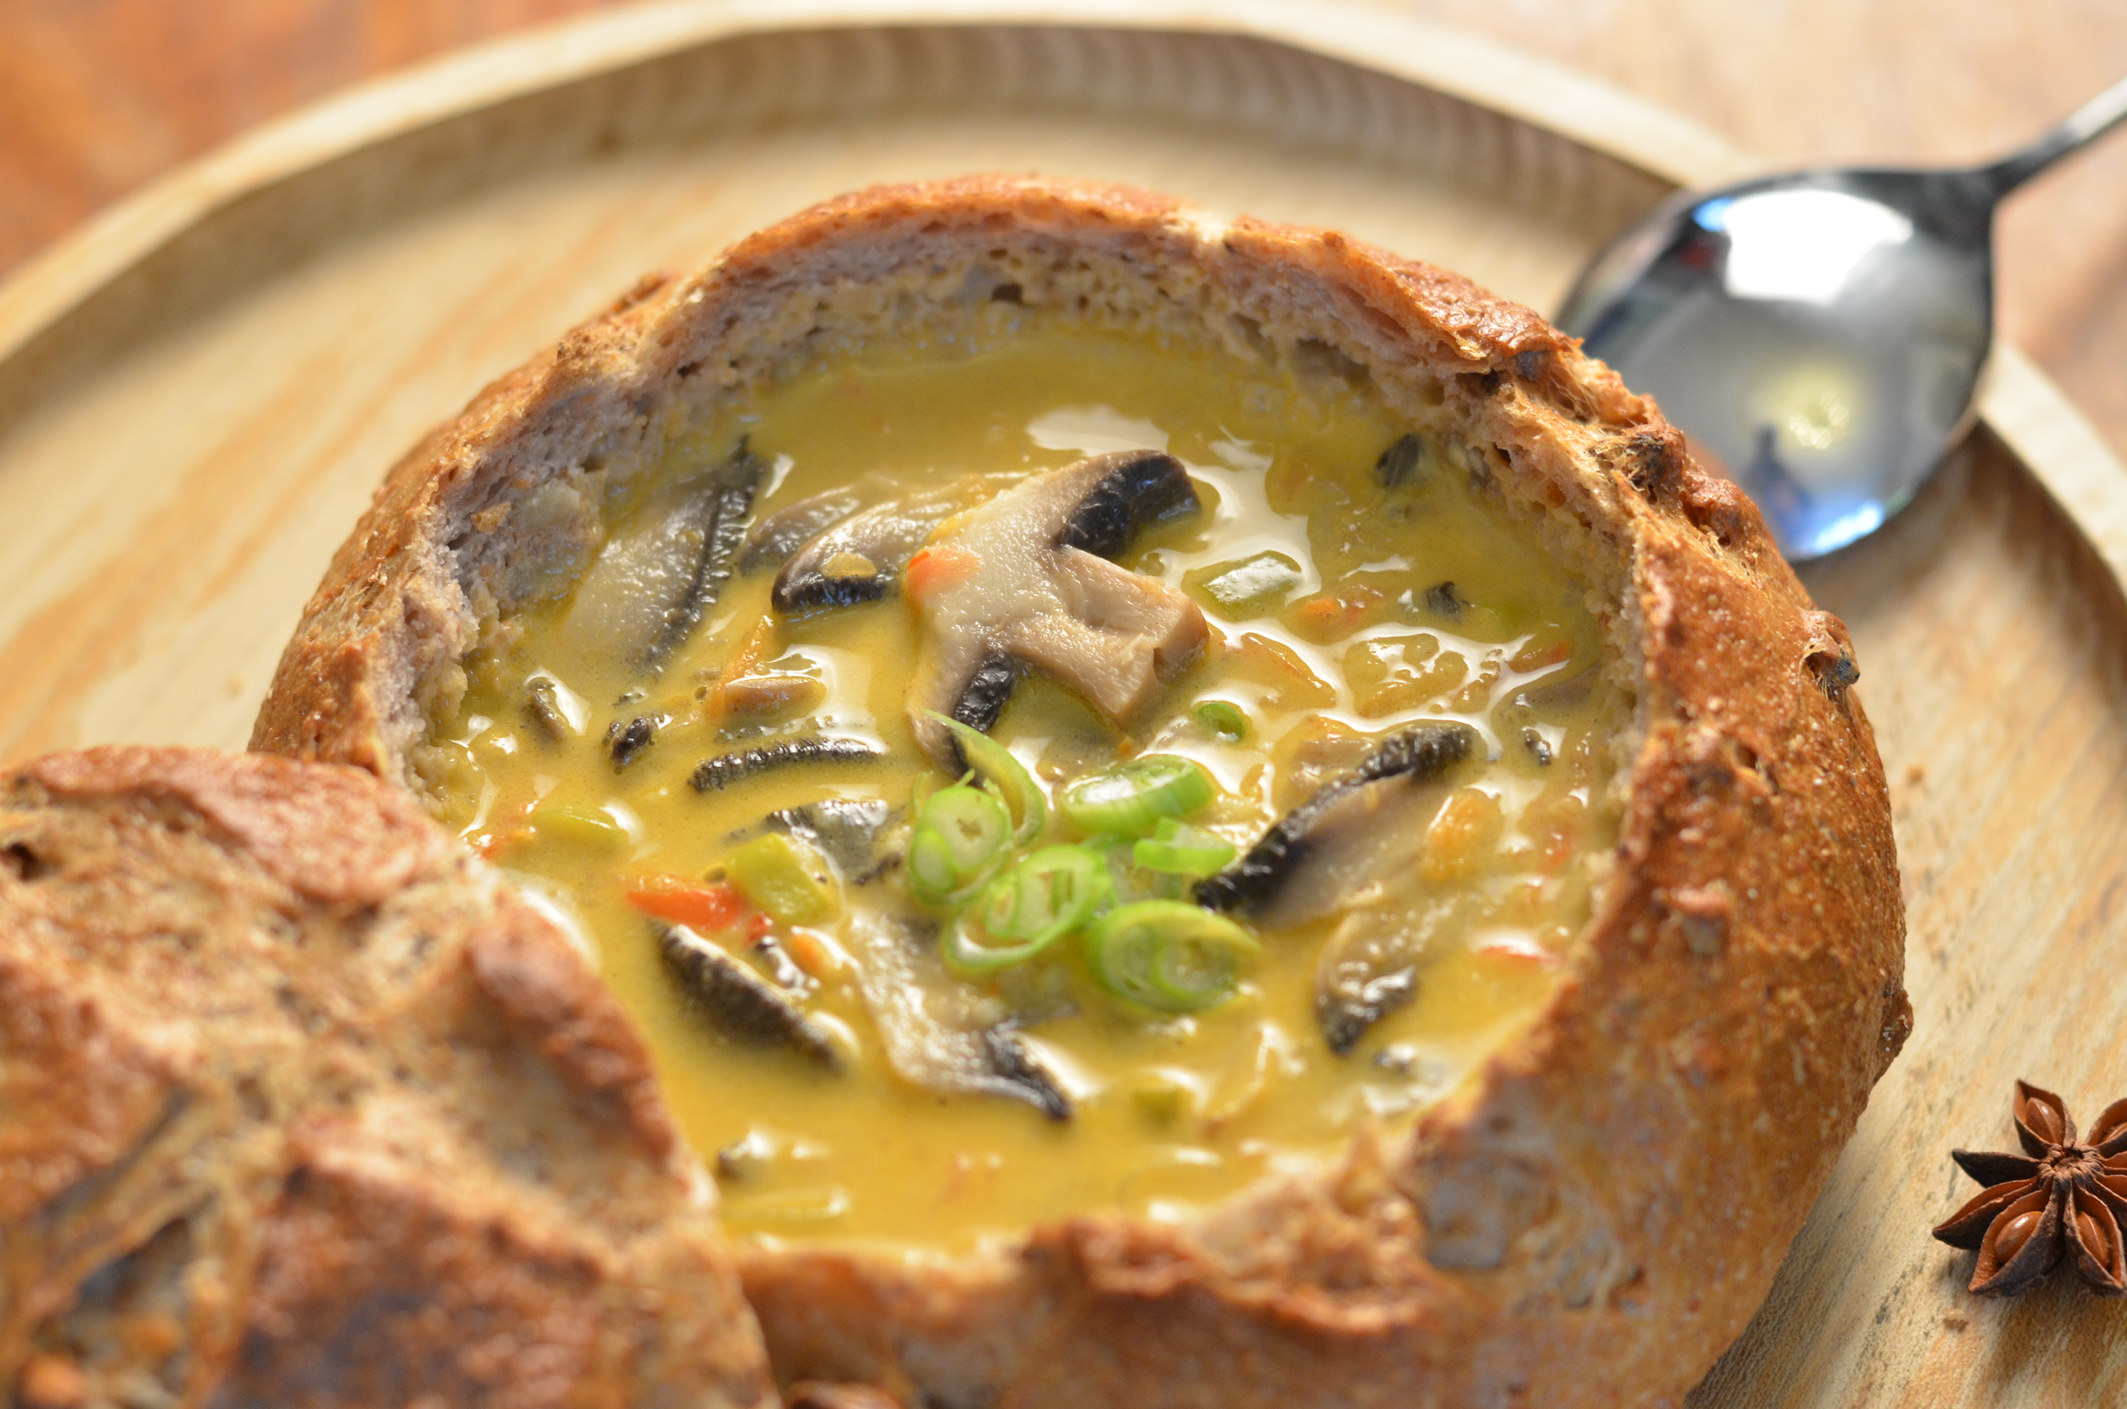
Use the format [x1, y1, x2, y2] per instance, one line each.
[0, 746, 777, 1409]
[251, 175, 1908, 1407]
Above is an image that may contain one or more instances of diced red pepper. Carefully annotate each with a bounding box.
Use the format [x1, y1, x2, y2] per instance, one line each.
[1474, 931, 1556, 966]
[475, 827, 529, 860]
[1287, 586, 1387, 641]
[1509, 635, 1575, 672]
[623, 875, 755, 932]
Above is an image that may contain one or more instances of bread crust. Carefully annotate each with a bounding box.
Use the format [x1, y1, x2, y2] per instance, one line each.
[0, 746, 778, 1409]
[251, 176, 1909, 1408]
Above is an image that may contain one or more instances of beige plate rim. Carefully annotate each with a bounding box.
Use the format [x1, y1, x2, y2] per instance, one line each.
[2, 0, 2119, 591]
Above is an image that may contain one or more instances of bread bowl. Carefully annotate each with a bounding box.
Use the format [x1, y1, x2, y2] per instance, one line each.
[252, 176, 1910, 1406]
[0, 746, 777, 1409]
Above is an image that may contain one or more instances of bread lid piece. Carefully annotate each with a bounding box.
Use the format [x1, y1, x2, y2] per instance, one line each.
[252, 177, 1910, 1407]
[0, 746, 777, 1409]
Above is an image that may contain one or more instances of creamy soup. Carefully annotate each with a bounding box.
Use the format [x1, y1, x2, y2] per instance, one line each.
[427, 327, 1627, 1250]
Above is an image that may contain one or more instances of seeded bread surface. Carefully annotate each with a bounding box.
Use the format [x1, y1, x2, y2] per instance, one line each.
[0, 745, 778, 1409]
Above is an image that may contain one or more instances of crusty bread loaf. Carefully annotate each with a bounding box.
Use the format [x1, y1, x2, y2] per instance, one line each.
[252, 176, 1910, 1407]
[0, 746, 777, 1409]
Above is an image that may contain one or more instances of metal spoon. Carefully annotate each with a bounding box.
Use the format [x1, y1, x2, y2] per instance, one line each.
[1557, 75, 2127, 561]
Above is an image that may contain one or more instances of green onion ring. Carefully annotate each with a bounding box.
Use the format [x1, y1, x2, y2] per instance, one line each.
[1059, 755, 1217, 837]
[1193, 700, 1249, 741]
[1084, 901, 1261, 1013]
[942, 911, 1065, 976]
[1132, 819, 1236, 878]
[981, 845, 1113, 944]
[907, 785, 1011, 908]
[926, 711, 1048, 845]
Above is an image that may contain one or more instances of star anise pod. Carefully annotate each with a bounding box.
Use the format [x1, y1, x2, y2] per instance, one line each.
[1932, 1080, 2127, 1296]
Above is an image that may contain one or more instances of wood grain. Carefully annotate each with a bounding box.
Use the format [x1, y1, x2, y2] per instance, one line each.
[5, 0, 2125, 455]
[0, 9, 2124, 1407]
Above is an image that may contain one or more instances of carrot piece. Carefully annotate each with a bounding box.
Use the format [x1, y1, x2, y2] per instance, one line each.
[905, 545, 980, 603]
[476, 827, 530, 860]
[782, 928, 837, 979]
[1474, 931, 1556, 966]
[1286, 587, 1387, 642]
[1509, 633, 1575, 672]
[623, 875, 755, 932]
[1295, 596, 1343, 625]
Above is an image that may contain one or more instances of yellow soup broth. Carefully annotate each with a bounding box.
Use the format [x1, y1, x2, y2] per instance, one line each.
[430, 326, 1627, 1250]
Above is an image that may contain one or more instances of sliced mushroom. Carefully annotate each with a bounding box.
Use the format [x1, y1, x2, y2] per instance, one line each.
[1312, 892, 1485, 1055]
[739, 485, 866, 574]
[771, 482, 980, 614]
[725, 798, 895, 876]
[908, 451, 1207, 766]
[689, 737, 884, 793]
[523, 677, 573, 741]
[561, 440, 767, 670]
[982, 1026, 1072, 1122]
[606, 714, 659, 770]
[1194, 722, 1479, 927]
[843, 913, 1074, 1120]
[1193, 721, 1484, 1056]
[658, 924, 842, 1069]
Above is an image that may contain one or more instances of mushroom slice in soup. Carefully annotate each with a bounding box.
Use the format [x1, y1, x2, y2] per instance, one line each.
[1195, 723, 1479, 928]
[907, 451, 1208, 767]
[658, 923, 845, 1069]
[771, 481, 984, 613]
[1313, 889, 1487, 1056]
[689, 737, 887, 794]
[1195, 723, 1484, 1053]
[740, 484, 868, 574]
[843, 912, 1074, 1120]
[560, 440, 768, 670]
[730, 798, 897, 878]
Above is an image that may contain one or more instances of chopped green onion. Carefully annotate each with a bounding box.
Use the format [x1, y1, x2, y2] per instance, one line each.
[942, 911, 1062, 976]
[924, 785, 1011, 868]
[1193, 700, 1249, 742]
[726, 832, 835, 924]
[925, 711, 1047, 844]
[1133, 819, 1236, 878]
[1059, 755, 1217, 837]
[526, 803, 628, 850]
[982, 845, 1113, 944]
[1084, 901, 1261, 1013]
[1087, 835, 1193, 902]
[907, 826, 964, 906]
[907, 784, 1011, 908]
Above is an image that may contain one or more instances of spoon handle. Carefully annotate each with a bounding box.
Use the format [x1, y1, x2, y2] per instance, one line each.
[1980, 72, 2127, 199]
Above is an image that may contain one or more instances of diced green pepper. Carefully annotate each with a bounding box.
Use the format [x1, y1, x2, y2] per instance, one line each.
[526, 803, 628, 851]
[726, 833, 836, 925]
[1185, 551, 1305, 620]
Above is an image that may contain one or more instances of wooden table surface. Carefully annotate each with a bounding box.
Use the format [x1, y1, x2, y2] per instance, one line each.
[5, 0, 2126, 459]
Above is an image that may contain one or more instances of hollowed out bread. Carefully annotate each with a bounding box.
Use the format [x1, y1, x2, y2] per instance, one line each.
[252, 177, 1910, 1407]
[0, 746, 777, 1409]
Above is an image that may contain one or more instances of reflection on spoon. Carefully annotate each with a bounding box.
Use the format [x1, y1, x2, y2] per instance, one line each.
[1559, 73, 2127, 561]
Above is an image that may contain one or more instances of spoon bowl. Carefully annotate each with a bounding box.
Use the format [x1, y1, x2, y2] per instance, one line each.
[1559, 77, 2127, 561]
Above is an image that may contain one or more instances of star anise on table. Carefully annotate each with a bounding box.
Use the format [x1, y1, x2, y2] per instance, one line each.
[1932, 1080, 2127, 1296]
